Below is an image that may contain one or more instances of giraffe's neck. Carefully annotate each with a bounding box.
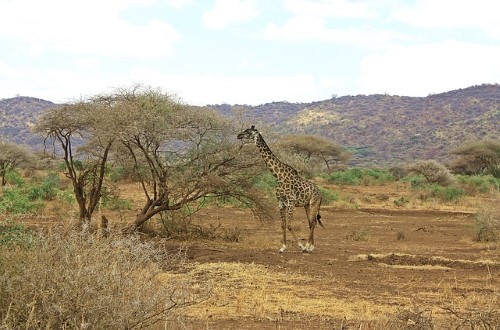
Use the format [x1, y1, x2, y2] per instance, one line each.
[255, 133, 296, 181]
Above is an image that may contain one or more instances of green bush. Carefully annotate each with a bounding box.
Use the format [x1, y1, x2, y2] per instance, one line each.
[405, 176, 465, 203]
[4, 171, 24, 186]
[28, 172, 59, 201]
[485, 175, 500, 190]
[363, 168, 394, 184]
[403, 175, 427, 188]
[324, 168, 363, 185]
[320, 187, 339, 205]
[0, 221, 34, 247]
[103, 196, 133, 211]
[431, 185, 464, 202]
[324, 168, 394, 186]
[457, 174, 500, 194]
[252, 172, 277, 193]
[109, 166, 129, 182]
[0, 173, 62, 214]
[0, 188, 43, 214]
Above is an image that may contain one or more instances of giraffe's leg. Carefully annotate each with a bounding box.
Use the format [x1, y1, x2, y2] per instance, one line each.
[304, 204, 312, 251]
[307, 218, 317, 252]
[279, 206, 287, 253]
[306, 200, 321, 252]
[286, 206, 306, 252]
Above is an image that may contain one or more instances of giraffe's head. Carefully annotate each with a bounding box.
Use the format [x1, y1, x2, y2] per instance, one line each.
[237, 125, 259, 141]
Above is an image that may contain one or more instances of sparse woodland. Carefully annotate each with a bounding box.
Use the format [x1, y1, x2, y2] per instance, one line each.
[1, 85, 499, 328]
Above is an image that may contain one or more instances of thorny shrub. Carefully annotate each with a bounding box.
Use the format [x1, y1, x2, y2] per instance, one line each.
[385, 307, 434, 330]
[472, 206, 500, 242]
[406, 160, 455, 186]
[159, 211, 242, 242]
[0, 225, 211, 329]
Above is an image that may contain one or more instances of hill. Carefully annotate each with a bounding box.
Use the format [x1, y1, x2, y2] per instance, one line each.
[210, 84, 500, 166]
[0, 96, 56, 147]
[1, 84, 499, 166]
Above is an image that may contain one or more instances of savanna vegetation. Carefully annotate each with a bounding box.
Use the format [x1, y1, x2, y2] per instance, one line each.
[1, 85, 499, 328]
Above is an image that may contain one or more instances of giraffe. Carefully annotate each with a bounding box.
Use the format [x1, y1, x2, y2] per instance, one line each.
[237, 126, 323, 253]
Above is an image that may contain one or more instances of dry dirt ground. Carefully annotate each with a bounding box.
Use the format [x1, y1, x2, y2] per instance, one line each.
[155, 204, 499, 329]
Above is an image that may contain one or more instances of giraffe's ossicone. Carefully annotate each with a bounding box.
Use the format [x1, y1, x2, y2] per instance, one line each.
[237, 126, 323, 253]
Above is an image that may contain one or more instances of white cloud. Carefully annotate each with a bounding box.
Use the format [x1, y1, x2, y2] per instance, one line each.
[125, 68, 339, 105]
[73, 57, 101, 70]
[164, 0, 192, 8]
[0, 0, 181, 58]
[283, 0, 376, 19]
[359, 41, 500, 96]
[2, 0, 498, 105]
[264, 16, 327, 41]
[0, 60, 104, 101]
[392, 0, 500, 39]
[0, 57, 337, 105]
[261, 0, 406, 48]
[202, 0, 259, 30]
[263, 16, 407, 48]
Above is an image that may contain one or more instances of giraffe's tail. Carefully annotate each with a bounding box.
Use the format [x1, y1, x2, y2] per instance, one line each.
[317, 213, 324, 228]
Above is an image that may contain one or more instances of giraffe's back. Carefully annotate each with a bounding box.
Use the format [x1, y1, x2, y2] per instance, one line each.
[277, 177, 321, 207]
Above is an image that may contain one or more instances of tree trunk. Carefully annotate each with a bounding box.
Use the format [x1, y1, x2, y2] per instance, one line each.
[73, 187, 92, 227]
[122, 212, 151, 234]
[122, 197, 187, 234]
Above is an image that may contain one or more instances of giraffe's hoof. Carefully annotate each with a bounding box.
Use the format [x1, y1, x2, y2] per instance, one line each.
[279, 245, 287, 253]
[301, 245, 314, 253]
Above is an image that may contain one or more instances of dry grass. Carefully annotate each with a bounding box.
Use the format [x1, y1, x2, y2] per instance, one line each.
[161, 262, 398, 324]
[158, 259, 500, 329]
[0, 225, 210, 329]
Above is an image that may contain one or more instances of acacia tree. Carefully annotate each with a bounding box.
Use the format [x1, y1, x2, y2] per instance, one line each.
[276, 134, 350, 173]
[450, 139, 500, 178]
[35, 101, 115, 225]
[0, 142, 34, 186]
[98, 87, 271, 233]
[406, 160, 455, 186]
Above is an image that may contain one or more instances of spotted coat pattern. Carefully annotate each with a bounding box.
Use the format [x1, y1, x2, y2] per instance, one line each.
[237, 126, 323, 253]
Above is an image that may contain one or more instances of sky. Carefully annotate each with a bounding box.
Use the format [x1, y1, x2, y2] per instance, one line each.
[0, 0, 499, 106]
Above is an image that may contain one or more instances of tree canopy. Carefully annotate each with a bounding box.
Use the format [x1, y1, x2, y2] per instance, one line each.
[35, 100, 115, 224]
[406, 160, 455, 186]
[0, 141, 34, 186]
[450, 139, 500, 178]
[276, 134, 350, 173]
[36, 85, 273, 230]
